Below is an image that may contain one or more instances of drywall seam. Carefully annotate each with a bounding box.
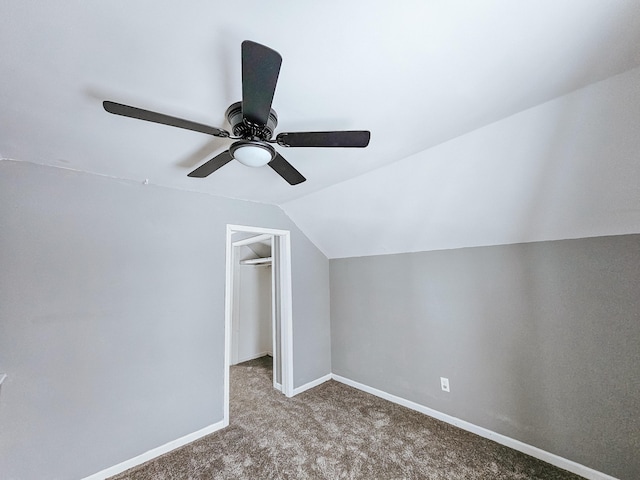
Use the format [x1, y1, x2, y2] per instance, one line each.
[0, 158, 276, 206]
[0, 159, 330, 258]
[331, 374, 620, 480]
[80, 421, 225, 480]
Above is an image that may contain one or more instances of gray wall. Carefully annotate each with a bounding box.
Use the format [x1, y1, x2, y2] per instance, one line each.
[331, 235, 640, 480]
[0, 160, 330, 480]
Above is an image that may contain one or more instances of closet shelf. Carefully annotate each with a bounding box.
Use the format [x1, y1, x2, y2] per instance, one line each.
[240, 257, 272, 265]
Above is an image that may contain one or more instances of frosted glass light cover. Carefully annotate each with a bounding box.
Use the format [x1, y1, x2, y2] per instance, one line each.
[233, 144, 273, 167]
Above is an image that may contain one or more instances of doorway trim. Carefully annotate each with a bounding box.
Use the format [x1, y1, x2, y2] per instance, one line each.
[223, 224, 294, 426]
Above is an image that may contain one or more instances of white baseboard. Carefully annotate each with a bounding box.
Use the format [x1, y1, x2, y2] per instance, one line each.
[235, 351, 271, 364]
[292, 373, 332, 396]
[82, 375, 617, 480]
[331, 374, 619, 480]
[81, 420, 225, 480]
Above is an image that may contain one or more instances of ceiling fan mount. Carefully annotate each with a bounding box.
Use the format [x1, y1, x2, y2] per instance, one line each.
[225, 101, 278, 142]
[103, 40, 370, 185]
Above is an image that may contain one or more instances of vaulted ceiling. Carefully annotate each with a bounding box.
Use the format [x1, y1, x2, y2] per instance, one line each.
[3, 1, 640, 257]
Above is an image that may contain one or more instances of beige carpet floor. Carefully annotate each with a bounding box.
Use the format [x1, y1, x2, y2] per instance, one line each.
[110, 356, 583, 479]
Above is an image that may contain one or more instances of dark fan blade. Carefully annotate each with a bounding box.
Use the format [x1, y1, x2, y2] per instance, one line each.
[276, 131, 370, 148]
[187, 150, 233, 178]
[103, 101, 230, 138]
[241, 41, 282, 126]
[268, 153, 306, 185]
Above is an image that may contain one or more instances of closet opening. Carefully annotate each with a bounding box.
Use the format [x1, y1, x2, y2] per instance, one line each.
[223, 225, 293, 426]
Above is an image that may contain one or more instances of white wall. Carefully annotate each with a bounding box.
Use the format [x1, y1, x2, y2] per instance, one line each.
[283, 65, 640, 258]
[232, 246, 272, 364]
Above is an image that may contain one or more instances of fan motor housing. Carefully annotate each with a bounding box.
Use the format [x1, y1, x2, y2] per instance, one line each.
[226, 101, 278, 141]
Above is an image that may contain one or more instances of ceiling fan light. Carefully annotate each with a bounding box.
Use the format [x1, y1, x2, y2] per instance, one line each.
[230, 141, 275, 167]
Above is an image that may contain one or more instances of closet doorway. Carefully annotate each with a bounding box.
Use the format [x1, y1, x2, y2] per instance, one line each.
[223, 225, 294, 425]
[230, 234, 273, 373]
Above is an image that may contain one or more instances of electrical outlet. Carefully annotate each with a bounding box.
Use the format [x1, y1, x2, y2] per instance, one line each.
[440, 377, 450, 392]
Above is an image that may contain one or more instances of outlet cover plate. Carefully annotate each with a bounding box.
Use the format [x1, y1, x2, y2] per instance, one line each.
[440, 377, 450, 392]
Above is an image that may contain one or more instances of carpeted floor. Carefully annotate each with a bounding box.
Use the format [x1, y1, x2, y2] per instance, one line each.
[110, 356, 583, 479]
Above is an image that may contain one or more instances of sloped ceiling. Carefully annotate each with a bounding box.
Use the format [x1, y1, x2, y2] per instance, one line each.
[284, 66, 640, 258]
[2, 1, 640, 256]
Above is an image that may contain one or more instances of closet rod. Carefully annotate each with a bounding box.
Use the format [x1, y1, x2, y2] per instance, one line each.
[240, 256, 272, 265]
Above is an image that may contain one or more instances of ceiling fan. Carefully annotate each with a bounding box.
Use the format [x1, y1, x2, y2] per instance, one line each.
[103, 40, 370, 185]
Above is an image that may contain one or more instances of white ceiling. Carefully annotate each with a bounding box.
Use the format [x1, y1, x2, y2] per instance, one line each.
[2, 1, 640, 255]
[284, 66, 640, 257]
